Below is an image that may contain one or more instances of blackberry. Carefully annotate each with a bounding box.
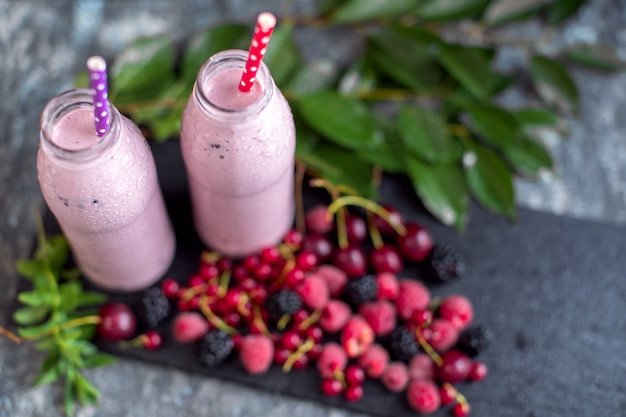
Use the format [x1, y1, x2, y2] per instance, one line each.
[197, 329, 234, 368]
[385, 326, 420, 362]
[264, 289, 303, 321]
[343, 274, 377, 306]
[134, 287, 170, 328]
[427, 243, 466, 283]
[456, 325, 492, 357]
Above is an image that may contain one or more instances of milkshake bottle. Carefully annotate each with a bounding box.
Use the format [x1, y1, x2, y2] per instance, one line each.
[180, 49, 296, 258]
[37, 88, 176, 292]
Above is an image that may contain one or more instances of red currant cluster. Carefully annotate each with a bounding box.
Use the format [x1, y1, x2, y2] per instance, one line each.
[95, 196, 489, 416]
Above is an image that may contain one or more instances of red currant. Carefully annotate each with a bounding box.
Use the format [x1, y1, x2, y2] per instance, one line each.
[143, 330, 162, 350]
[344, 364, 366, 386]
[160, 278, 180, 299]
[468, 361, 488, 382]
[344, 384, 364, 402]
[453, 401, 471, 417]
[321, 378, 343, 397]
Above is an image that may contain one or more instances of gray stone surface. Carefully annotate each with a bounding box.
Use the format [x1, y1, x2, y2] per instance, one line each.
[0, 0, 625, 416]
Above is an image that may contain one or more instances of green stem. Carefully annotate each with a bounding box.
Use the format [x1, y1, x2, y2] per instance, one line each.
[327, 195, 407, 236]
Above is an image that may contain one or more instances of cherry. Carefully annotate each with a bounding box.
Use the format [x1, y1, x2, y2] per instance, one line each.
[397, 223, 433, 262]
[321, 378, 343, 397]
[301, 234, 334, 263]
[281, 330, 304, 351]
[305, 326, 324, 344]
[437, 350, 472, 383]
[374, 204, 405, 236]
[274, 348, 291, 365]
[440, 384, 457, 405]
[345, 214, 367, 244]
[344, 364, 366, 386]
[333, 245, 367, 277]
[468, 361, 488, 381]
[369, 244, 403, 274]
[305, 205, 334, 235]
[97, 302, 137, 341]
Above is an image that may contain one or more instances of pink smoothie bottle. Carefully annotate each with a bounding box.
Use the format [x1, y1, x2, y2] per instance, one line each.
[180, 49, 296, 258]
[37, 89, 176, 292]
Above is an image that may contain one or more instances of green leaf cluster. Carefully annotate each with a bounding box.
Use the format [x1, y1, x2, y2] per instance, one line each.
[78, 0, 624, 230]
[11, 221, 113, 417]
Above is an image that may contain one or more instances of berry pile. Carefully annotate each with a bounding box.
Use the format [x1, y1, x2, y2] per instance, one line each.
[96, 196, 490, 416]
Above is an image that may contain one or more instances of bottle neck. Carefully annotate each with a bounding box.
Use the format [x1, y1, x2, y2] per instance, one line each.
[40, 88, 120, 164]
[193, 49, 275, 123]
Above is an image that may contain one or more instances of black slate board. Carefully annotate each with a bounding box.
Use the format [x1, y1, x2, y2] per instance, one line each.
[21, 140, 626, 417]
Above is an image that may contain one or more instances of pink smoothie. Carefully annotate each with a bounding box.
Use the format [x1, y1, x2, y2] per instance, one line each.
[180, 50, 295, 257]
[38, 98, 175, 291]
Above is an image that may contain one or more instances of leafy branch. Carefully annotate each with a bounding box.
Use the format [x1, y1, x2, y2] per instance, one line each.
[74, 0, 625, 230]
[2, 217, 114, 416]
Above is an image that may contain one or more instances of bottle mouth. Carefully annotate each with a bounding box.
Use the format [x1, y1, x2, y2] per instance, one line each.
[40, 88, 119, 163]
[194, 49, 274, 120]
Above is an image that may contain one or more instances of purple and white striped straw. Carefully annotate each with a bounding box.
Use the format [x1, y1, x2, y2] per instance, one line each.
[86, 55, 110, 137]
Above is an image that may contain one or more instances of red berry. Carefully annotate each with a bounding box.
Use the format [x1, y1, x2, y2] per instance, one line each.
[254, 263, 273, 280]
[143, 330, 162, 350]
[406, 379, 441, 414]
[284, 268, 305, 288]
[341, 315, 375, 358]
[397, 223, 433, 262]
[160, 278, 180, 299]
[283, 229, 303, 246]
[243, 255, 260, 271]
[274, 348, 291, 365]
[394, 280, 431, 321]
[453, 401, 471, 417]
[296, 250, 318, 271]
[321, 378, 343, 397]
[408, 353, 436, 381]
[468, 361, 488, 381]
[357, 343, 389, 378]
[369, 244, 403, 274]
[333, 245, 367, 277]
[308, 343, 324, 361]
[305, 205, 334, 235]
[423, 319, 459, 352]
[316, 265, 348, 298]
[358, 300, 397, 336]
[301, 234, 334, 263]
[375, 204, 404, 236]
[375, 272, 399, 300]
[239, 334, 274, 375]
[317, 342, 348, 379]
[439, 384, 457, 405]
[305, 326, 324, 344]
[344, 384, 364, 402]
[97, 302, 137, 341]
[410, 309, 434, 326]
[260, 246, 281, 264]
[345, 214, 367, 244]
[438, 295, 474, 331]
[381, 362, 410, 393]
[296, 273, 330, 310]
[199, 263, 219, 280]
[281, 330, 304, 351]
[344, 364, 366, 386]
[172, 312, 209, 343]
[319, 300, 352, 334]
[437, 350, 472, 383]
[216, 258, 233, 272]
[292, 354, 309, 370]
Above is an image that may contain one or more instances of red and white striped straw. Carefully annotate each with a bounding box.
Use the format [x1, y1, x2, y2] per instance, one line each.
[86, 55, 110, 137]
[238, 12, 276, 93]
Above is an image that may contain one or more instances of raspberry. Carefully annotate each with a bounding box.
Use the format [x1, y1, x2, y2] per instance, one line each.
[408, 353, 435, 380]
[394, 280, 430, 321]
[437, 350, 472, 383]
[376, 272, 399, 300]
[239, 334, 274, 375]
[344, 274, 378, 306]
[438, 295, 474, 331]
[197, 329, 234, 368]
[427, 243, 466, 283]
[385, 326, 420, 363]
[264, 289, 303, 321]
[358, 300, 397, 336]
[134, 287, 170, 328]
[305, 204, 334, 235]
[456, 325, 492, 357]
[172, 312, 209, 343]
[406, 379, 441, 414]
[295, 273, 330, 310]
[341, 315, 375, 358]
[357, 343, 389, 378]
[381, 361, 410, 392]
[422, 319, 459, 352]
[319, 300, 351, 334]
[316, 342, 348, 378]
[315, 265, 348, 298]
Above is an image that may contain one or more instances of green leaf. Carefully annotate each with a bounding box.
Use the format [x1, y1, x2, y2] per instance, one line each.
[356, 124, 407, 173]
[58, 281, 81, 312]
[74, 373, 100, 405]
[18, 319, 57, 338]
[263, 23, 302, 88]
[16, 260, 46, 281]
[74, 70, 89, 89]
[462, 138, 516, 219]
[110, 35, 175, 97]
[436, 44, 493, 101]
[564, 44, 625, 72]
[330, 0, 419, 24]
[366, 25, 442, 90]
[406, 158, 469, 230]
[34, 351, 63, 386]
[64, 367, 76, 417]
[18, 289, 56, 308]
[39, 235, 69, 274]
[285, 60, 339, 97]
[530, 55, 578, 114]
[297, 140, 376, 198]
[337, 58, 378, 95]
[83, 353, 116, 369]
[503, 135, 553, 176]
[513, 108, 559, 127]
[65, 339, 98, 356]
[417, 0, 490, 21]
[483, 0, 547, 26]
[75, 291, 108, 308]
[181, 23, 249, 83]
[466, 104, 522, 149]
[13, 306, 49, 325]
[296, 91, 384, 150]
[398, 105, 460, 164]
[548, 0, 585, 25]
